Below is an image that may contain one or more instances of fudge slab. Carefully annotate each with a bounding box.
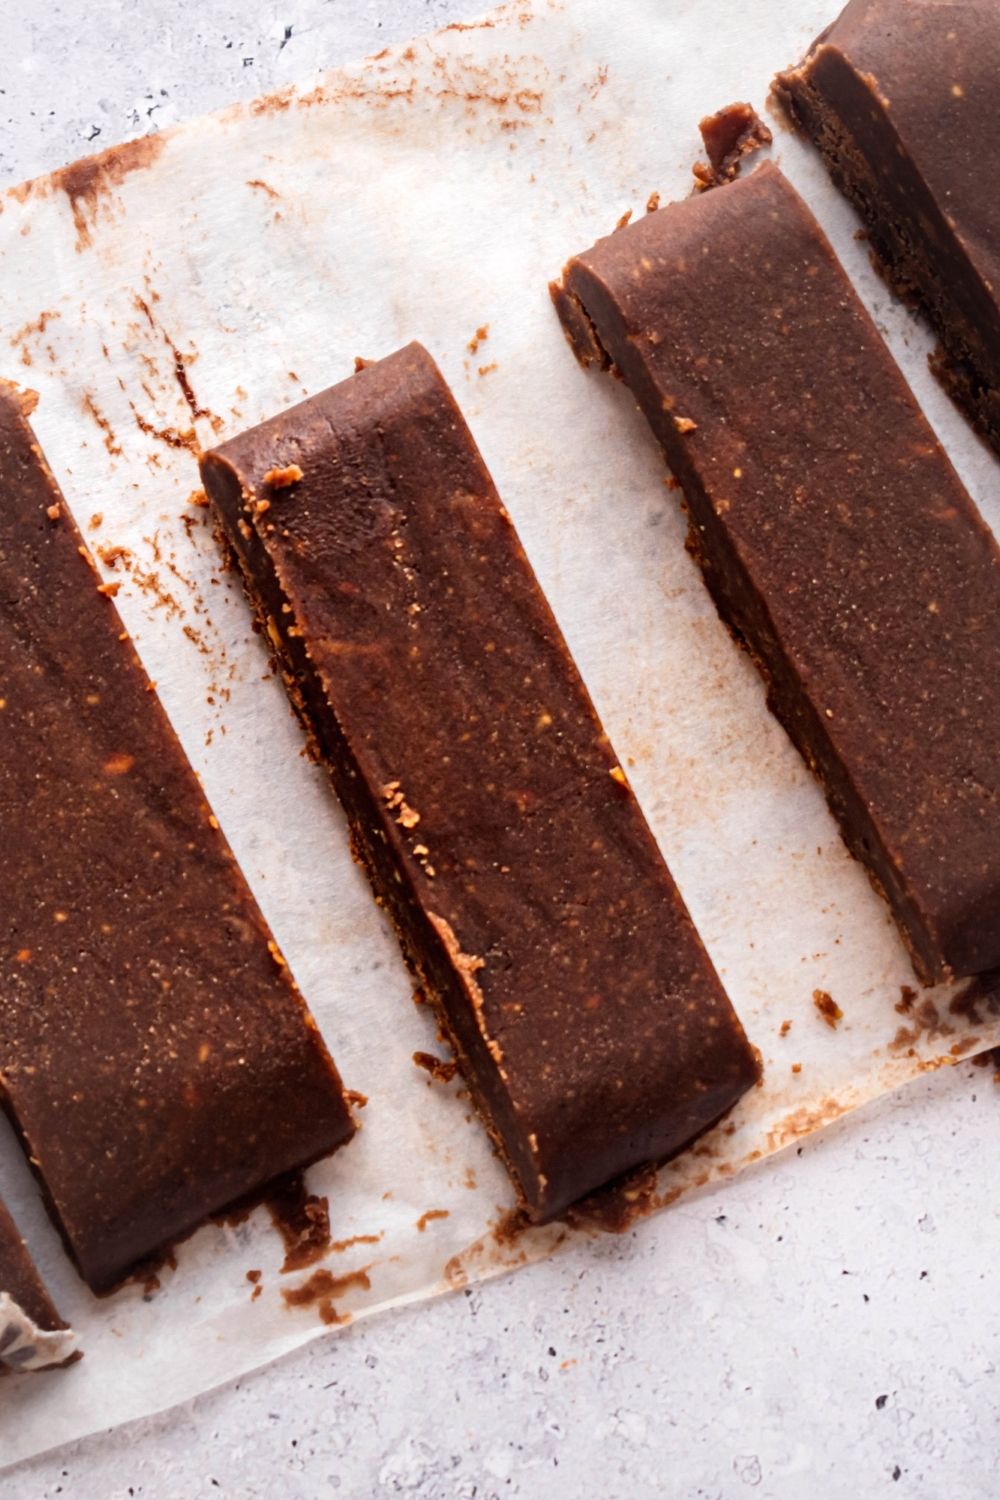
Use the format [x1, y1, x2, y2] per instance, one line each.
[552, 161, 1000, 986]
[775, 0, 1000, 452]
[200, 342, 758, 1220]
[0, 383, 355, 1293]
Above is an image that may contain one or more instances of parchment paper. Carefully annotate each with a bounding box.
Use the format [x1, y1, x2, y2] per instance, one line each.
[2, 0, 999, 1467]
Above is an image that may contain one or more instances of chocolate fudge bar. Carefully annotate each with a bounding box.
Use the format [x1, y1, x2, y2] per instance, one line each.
[200, 343, 758, 1220]
[0, 383, 355, 1293]
[775, 0, 1000, 452]
[551, 162, 1000, 986]
[0, 1196, 76, 1372]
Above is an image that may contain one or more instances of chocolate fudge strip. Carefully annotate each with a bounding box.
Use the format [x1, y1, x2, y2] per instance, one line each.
[552, 162, 1000, 987]
[0, 384, 355, 1293]
[0, 1195, 75, 1371]
[200, 343, 758, 1220]
[775, 0, 1000, 453]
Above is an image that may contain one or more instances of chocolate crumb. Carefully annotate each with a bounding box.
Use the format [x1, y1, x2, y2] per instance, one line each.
[263, 464, 303, 489]
[896, 985, 917, 1014]
[265, 1172, 332, 1274]
[413, 1050, 459, 1084]
[812, 989, 843, 1029]
[693, 101, 772, 191]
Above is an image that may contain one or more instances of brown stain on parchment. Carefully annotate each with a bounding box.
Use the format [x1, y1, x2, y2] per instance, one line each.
[281, 1265, 372, 1325]
[441, 1254, 471, 1291]
[442, 1206, 562, 1291]
[415, 1208, 450, 1232]
[98, 531, 186, 622]
[889, 995, 956, 1055]
[442, 0, 544, 31]
[9, 310, 61, 369]
[291, 69, 544, 120]
[4, 0, 550, 260]
[764, 1096, 847, 1153]
[245, 23, 549, 136]
[883, 979, 1000, 1065]
[128, 404, 199, 453]
[92, 521, 235, 716]
[330, 1232, 383, 1254]
[82, 392, 123, 456]
[443, 17, 498, 31]
[132, 293, 222, 432]
[49, 134, 167, 251]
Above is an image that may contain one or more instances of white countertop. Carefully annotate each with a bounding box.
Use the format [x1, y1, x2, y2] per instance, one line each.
[3, 3, 1000, 1495]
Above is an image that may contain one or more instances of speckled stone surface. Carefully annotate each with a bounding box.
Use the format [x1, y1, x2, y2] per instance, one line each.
[3, 4, 1000, 1496]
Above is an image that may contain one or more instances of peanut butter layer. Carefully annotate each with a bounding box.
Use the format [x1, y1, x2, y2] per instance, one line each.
[0, 384, 355, 1293]
[552, 162, 1000, 986]
[775, 0, 1000, 452]
[200, 343, 758, 1221]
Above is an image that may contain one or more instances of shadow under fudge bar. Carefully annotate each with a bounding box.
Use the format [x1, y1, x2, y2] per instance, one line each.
[774, 0, 1000, 453]
[199, 342, 759, 1221]
[551, 161, 1000, 987]
[0, 383, 355, 1294]
[0, 1195, 75, 1372]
